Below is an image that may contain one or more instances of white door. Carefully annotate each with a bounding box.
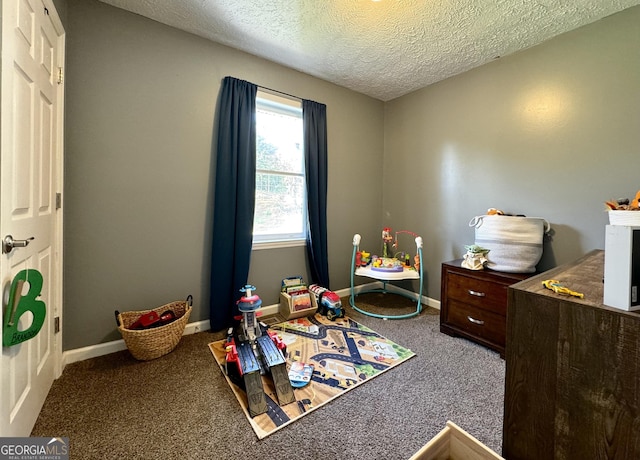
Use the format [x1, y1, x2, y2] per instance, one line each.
[1, 0, 64, 437]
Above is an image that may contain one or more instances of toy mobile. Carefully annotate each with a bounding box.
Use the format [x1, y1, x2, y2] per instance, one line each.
[224, 285, 295, 417]
[309, 284, 345, 320]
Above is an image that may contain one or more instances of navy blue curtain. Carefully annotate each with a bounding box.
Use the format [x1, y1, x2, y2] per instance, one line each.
[209, 77, 257, 331]
[303, 100, 330, 288]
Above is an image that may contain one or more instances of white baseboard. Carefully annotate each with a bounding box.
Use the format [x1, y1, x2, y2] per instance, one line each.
[61, 283, 438, 368]
[381, 283, 441, 310]
[61, 319, 211, 367]
[338, 281, 440, 310]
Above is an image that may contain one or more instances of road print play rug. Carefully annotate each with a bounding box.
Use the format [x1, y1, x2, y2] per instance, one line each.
[209, 314, 415, 439]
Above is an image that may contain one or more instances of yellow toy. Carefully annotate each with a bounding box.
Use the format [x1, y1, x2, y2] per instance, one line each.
[542, 279, 584, 299]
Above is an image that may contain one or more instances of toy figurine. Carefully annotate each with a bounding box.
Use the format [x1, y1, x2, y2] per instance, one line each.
[461, 244, 490, 271]
[356, 250, 371, 267]
[542, 279, 584, 299]
[382, 227, 393, 258]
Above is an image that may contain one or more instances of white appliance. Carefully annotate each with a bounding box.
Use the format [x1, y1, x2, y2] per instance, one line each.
[604, 225, 640, 311]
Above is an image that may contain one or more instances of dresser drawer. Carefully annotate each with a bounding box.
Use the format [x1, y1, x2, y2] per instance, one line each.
[445, 299, 506, 346]
[447, 272, 510, 315]
[440, 260, 534, 356]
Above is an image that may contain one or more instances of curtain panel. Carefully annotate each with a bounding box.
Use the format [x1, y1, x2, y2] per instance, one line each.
[209, 77, 257, 331]
[303, 100, 330, 288]
[209, 79, 329, 330]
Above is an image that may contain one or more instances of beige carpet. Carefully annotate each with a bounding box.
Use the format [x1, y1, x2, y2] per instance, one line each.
[209, 313, 415, 439]
[31, 293, 506, 459]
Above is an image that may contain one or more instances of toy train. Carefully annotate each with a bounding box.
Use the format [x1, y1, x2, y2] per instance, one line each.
[309, 284, 344, 320]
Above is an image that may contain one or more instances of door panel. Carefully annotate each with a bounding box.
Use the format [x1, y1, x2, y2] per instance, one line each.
[1, 0, 64, 437]
[14, 67, 34, 213]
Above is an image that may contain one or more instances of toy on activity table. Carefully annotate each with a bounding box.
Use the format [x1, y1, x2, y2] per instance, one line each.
[373, 228, 421, 272]
[382, 227, 394, 257]
[356, 250, 371, 267]
[542, 279, 584, 299]
[224, 285, 295, 417]
[371, 255, 404, 272]
[309, 284, 344, 320]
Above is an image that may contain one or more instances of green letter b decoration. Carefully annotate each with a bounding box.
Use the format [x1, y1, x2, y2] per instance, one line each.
[2, 269, 46, 347]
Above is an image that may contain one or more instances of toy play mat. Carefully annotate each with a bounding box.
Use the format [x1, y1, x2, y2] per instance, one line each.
[208, 314, 415, 439]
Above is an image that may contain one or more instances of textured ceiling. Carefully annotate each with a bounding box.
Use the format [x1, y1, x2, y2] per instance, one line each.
[97, 0, 640, 101]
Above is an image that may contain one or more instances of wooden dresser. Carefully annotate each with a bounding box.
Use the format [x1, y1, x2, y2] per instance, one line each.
[440, 260, 532, 357]
[503, 250, 640, 460]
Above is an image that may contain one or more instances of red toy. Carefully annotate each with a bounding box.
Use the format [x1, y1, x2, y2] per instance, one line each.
[128, 310, 176, 330]
[309, 284, 344, 320]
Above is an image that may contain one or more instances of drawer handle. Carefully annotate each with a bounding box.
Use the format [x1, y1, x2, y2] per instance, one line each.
[468, 289, 486, 297]
[467, 316, 485, 325]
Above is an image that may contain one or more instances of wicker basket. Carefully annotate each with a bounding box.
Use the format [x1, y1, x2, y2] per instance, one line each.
[117, 299, 192, 361]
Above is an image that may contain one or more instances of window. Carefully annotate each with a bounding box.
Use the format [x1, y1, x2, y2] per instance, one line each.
[253, 90, 306, 248]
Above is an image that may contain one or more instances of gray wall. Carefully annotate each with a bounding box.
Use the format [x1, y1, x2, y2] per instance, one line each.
[383, 6, 640, 300]
[63, 0, 383, 349]
[62, 0, 640, 350]
[52, 0, 67, 26]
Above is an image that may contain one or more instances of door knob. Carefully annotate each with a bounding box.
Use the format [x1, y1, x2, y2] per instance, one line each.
[2, 235, 35, 254]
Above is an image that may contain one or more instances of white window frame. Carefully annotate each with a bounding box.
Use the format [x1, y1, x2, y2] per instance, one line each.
[252, 90, 307, 250]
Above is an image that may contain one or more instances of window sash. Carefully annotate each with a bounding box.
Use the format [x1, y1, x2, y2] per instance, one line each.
[253, 91, 306, 246]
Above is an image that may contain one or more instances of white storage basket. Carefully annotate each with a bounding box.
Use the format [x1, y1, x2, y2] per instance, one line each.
[469, 215, 551, 273]
[608, 210, 640, 226]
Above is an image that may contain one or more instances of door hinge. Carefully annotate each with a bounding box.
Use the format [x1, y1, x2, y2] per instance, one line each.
[56, 192, 62, 209]
[57, 67, 63, 85]
[54, 316, 60, 333]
